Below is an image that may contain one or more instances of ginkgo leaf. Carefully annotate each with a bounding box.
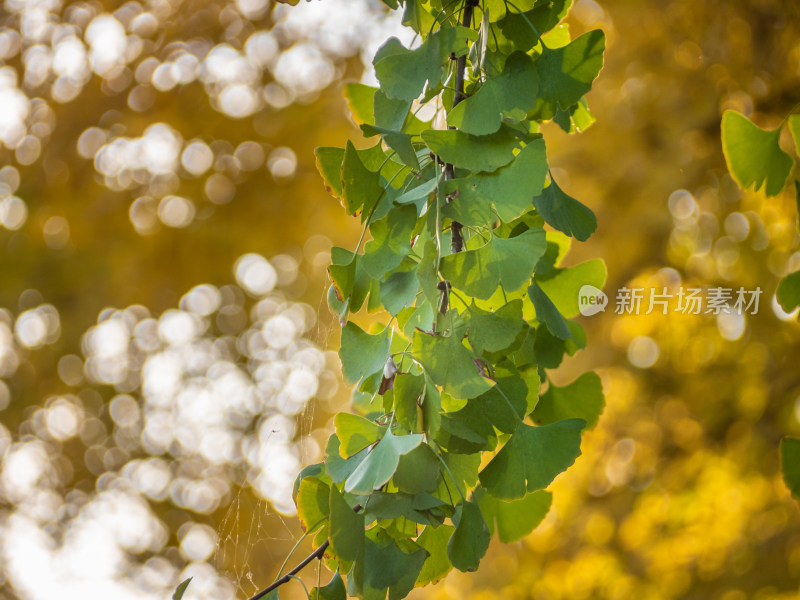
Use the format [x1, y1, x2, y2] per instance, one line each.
[380, 264, 419, 316]
[393, 373, 425, 433]
[422, 126, 524, 172]
[494, 0, 570, 52]
[528, 281, 571, 340]
[310, 570, 346, 600]
[344, 429, 423, 494]
[325, 435, 369, 484]
[441, 229, 547, 299]
[447, 500, 490, 572]
[722, 110, 793, 197]
[443, 140, 548, 225]
[342, 141, 383, 217]
[416, 525, 454, 585]
[781, 437, 800, 500]
[173, 578, 192, 600]
[535, 259, 607, 318]
[339, 322, 390, 384]
[329, 485, 364, 562]
[362, 205, 418, 279]
[393, 443, 441, 494]
[315, 146, 345, 198]
[344, 83, 377, 125]
[329, 247, 374, 312]
[532, 177, 597, 241]
[532, 371, 604, 428]
[335, 413, 384, 458]
[447, 52, 539, 135]
[296, 476, 330, 533]
[532, 29, 606, 119]
[554, 97, 596, 133]
[479, 419, 584, 499]
[356, 535, 428, 600]
[412, 330, 492, 399]
[475, 486, 551, 543]
[361, 124, 420, 169]
[374, 89, 410, 131]
[362, 491, 448, 526]
[293, 462, 325, 504]
[374, 27, 476, 101]
[777, 271, 800, 313]
[467, 299, 524, 354]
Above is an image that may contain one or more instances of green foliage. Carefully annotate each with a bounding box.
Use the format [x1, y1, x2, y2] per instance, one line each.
[172, 578, 192, 600]
[780, 437, 800, 500]
[475, 486, 552, 543]
[312, 571, 347, 600]
[721, 107, 800, 502]
[777, 271, 800, 313]
[533, 371, 605, 428]
[287, 1, 608, 598]
[721, 110, 793, 197]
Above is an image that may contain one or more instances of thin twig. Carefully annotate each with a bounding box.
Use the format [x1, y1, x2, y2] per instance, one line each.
[248, 540, 329, 600]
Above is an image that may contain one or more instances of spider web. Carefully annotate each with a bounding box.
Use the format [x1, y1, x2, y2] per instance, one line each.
[211, 276, 342, 599]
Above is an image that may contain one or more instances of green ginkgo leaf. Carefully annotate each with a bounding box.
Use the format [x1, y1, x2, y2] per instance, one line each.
[447, 52, 539, 135]
[475, 486, 551, 543]
[339, 322, 390, 384]
[441, 229, 547, 300]
[443, 139, 548, 225]
[532, 371, 605, 428]
[535, 259, 607, 317]
[334, 413, 384, 458]
[467, 299, 524, 354]
[329, 485, 364, 562]
[479, 419, 584, 499]
[532, 177, 597, 241]
[532, 29, 606, 119]
[416, 524, 454, 585]
[362, 205, 418, 279]
[447, 500, 490, 572]
[173, 578, 192, 600]
[722, 110, 793, 196]
[528, 281, 571, 340]
[296, 476, 330, 533]
[781, 437, 800, 501]
[342, 141, 383, 217]
[344, 429, 423, 494]
[422, 126, 524, 172]
[393, 443, 441, 494]
[344, 83, 377, 125]
[413, 329, 492, 399]
[311, 570, 346, 600]
[777, 270, 800, 313]
[374, 27, 476, 101]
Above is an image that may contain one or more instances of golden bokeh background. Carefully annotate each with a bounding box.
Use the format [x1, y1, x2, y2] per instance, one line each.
[0, 0, 798, 599]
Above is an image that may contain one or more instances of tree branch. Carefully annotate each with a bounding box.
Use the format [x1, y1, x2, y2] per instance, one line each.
[249, 504, 362, 600]
[445, 0, 477, 255]
[248, 541, 330, 600]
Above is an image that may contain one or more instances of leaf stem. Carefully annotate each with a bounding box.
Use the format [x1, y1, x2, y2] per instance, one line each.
[273, 516, 327, 582]
[433, 441, 468, 503]
[288, 575, 312, 600]
[503, 0, 545, 47]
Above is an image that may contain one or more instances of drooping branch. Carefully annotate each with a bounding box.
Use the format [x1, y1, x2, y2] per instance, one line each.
[249, 503, 363, 600]
[445, 0, 477, 254]
[248, 540, 330, 600]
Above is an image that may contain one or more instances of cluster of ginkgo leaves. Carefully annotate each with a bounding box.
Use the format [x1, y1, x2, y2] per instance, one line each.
[174, 1, 608, 599]
[721, 109, 800, 504]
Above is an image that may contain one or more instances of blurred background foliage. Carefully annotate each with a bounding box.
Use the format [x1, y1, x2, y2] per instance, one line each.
[0, 0, 799, 599]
